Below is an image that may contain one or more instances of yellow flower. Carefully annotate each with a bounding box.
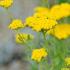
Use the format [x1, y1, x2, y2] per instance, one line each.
[25, 16, 42, 31]
[25, 16, 36, 27]
[34, 3, 70, 20]
[16, 33, 34, 43]
[50, 3, 70, 20]
[24, 3, 70, 32]
[60, 3, 70, 17]
[25, 3, 70, 32]
[8, 19, 24, 30]
[65, 57, 70, 65]
[31, 48, 48, 62]
[0, 0, 13, 8]
[34, 7, 50, 19]
[48, 24, 70, 39]
[61, 68, 70, 70]
[43, 19, 57, 30]
[50, 4, 62, 20]
[25, 16, 57, 32]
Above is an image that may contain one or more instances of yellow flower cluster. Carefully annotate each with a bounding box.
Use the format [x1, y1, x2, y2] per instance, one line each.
[9, 19, 24, 30]
[65, 57, 70, 65]
[34, 3, 70, 20]
[50, 3, 70, 20]
[25, 3, 70, 32]
[25, 16, 57, 32]
[16, 33, 34, 43]
[47, 24, 70, 39]
[0, 0, 13, 8]
[31, 48, 47, 62]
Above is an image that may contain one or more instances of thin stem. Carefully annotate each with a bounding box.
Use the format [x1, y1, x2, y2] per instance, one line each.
[37, 63, 42, 70]
[38, 63, 40, 70]
[24, 42, 33, 51]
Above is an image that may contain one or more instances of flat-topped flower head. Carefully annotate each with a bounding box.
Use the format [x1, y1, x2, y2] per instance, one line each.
[31, 48, 48, 62]
[34, 3, 70, 20]
[47, 24, 70, 39]
[60, 3, 70, 17]
[25, 16, 57, 32]
[50, 3, 70, 20]
[0, 0, 13, 8]
[8, 19, 24, 30]
[25, 3, 70, 32]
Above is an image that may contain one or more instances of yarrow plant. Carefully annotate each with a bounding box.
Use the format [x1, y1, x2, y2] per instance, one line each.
[0, 0, 70, 70]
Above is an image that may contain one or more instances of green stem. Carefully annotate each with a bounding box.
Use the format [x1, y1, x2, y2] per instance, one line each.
[30, 62, 39, 70]
[37, 63, 40, 70]
[24, 42, 33, 52]
[42, 31, 49, 47]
